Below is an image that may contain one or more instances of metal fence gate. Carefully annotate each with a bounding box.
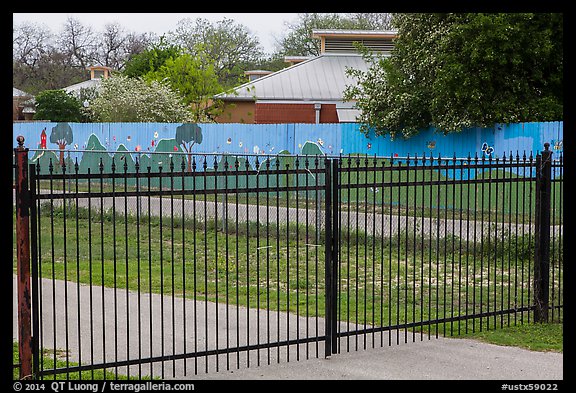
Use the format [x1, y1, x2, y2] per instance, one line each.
[14, 137, 563, 380]
[329, 150, 563, 354]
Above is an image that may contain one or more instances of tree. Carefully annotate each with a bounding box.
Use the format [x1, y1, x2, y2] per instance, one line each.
[13, 22, 86, 94]
[49, 122, 74, 167]
[175, 123, 203, 171]
[87, 74, 193, 122]
[144, 49, 224, 122]
[57, 17, 97, 69]
[94, 22, 141, 70]
[33, 89, 84, 122]
[13, 19, 153, 93]
[344, 13, 563, 138]
[122, 37, 182, 78]
[170, 17, 264, 88]
[12, 21, 52, 68]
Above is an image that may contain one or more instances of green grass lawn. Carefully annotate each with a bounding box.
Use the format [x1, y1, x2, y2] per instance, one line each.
[14, 202, 562, 328]
[12, 342, 149, 380]
[456, 321, 563, 352]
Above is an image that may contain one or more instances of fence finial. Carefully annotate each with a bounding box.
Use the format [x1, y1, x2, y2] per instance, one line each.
[544, 142, 550, 151]
[16, 135, 25, 147]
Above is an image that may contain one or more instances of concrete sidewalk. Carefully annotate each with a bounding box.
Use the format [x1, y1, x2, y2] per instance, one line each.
[192, 336, 563, 380]
[13, 276, 563, 380]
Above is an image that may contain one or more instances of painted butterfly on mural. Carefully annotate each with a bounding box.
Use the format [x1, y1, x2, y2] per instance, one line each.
[481, 142, 494, 156]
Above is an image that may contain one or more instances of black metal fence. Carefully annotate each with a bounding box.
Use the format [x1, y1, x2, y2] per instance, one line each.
[13, 139, 563, 380]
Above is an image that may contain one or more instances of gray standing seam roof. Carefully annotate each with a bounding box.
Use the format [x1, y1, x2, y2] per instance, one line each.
[13, 87, 32, 97]
[215, 53, 369, 102]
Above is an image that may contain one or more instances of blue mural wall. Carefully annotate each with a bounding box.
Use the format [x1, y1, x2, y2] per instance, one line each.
[13, 121, 563, 165]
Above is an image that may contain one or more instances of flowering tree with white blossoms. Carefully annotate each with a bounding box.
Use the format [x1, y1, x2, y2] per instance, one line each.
[87, 74, 194, 123]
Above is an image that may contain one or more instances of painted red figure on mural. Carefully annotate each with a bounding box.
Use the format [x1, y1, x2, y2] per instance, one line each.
[40, 128, 47, 149]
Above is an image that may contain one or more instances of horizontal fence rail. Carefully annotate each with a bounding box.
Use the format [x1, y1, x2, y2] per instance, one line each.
[13, 140, 563, 380]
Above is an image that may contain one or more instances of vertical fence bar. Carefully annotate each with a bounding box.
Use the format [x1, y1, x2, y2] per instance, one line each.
[534, 143, 552, 323]
[14, 136, 33, 380]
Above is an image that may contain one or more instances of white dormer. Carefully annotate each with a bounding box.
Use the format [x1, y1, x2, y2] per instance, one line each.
[311, 29, 398, 55]
[245, 70, 273, 82]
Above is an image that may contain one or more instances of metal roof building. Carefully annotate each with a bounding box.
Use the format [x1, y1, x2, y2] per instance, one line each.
[214, 29, 396, 124]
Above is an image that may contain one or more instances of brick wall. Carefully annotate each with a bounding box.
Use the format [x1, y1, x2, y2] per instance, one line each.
[255, 103, 339, 123]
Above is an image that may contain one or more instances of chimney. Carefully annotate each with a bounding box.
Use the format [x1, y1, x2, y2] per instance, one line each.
[88, 65, 113, 80]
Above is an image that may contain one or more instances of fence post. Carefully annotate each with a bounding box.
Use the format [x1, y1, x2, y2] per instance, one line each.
[14, 135, 33, 379]
[534, 143, 552, 323]
[330, 158, 339, 355]
[324, 158, 333, 358]
[324, 158, 341, 357]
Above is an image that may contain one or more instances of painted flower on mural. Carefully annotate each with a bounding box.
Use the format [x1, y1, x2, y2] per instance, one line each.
[127, 136, 131, 142]
[553, 140, 563, 150]
[154, 131, 159, 139]
[367, 143, 372, 149]
[253, 145, 260, 154]
[481, 142, 494, 156]
[135, 145, 141, 152]
[317, 138, 324, 147]
[173, 145, 179, 151]
[227, 138, 232, 144]
[427, 141, 436, 150]
[239, 141, 243, 148]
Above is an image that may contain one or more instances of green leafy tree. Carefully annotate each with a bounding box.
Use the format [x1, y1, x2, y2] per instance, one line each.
[122, 36, 182, 78]
[87, 74, 193, 122]
[33, 89, 83, 122]
[344, 13, 563, 138]
[144, 49, 224, 121]
[175, 123, 203, 171]
[170, 17, 264, 88]
[49, 122, 74, 167]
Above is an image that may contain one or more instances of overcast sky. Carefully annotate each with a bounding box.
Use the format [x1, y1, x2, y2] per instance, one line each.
[13, 13, 303, 54]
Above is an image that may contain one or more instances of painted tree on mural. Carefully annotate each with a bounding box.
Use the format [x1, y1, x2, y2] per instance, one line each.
[49, 122, 73, 167]
[175, 123, 203, 171]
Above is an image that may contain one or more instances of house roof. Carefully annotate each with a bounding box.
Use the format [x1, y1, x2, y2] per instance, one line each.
[13, 87, 32, 98]
[311, 29, 398, 39]
[215, 53, 369, 102]
[64, 78, 102, 94]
